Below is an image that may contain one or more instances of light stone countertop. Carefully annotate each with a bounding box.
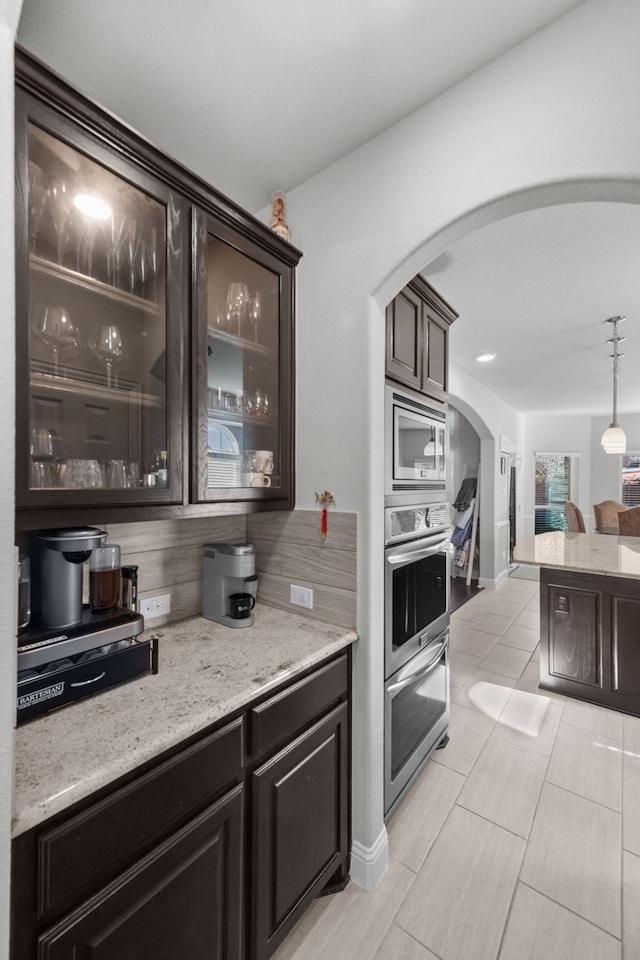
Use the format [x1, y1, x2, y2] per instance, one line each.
[13, 605, 357, 838]
[514, 531, 640, 579]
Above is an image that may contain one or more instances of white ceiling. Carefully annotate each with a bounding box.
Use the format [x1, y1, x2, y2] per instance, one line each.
[18, 0, 640, 420]
[17, 0, 583, 212]
[422, 202, 640, 416]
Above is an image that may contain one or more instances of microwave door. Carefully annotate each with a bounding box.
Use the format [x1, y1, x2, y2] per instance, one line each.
[393, 407, 445, 483]
[394, 408, 428, 481]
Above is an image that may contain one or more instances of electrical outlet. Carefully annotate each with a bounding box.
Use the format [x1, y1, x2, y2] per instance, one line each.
[140, 593, 171, 619]
[289, 584, 313, 609]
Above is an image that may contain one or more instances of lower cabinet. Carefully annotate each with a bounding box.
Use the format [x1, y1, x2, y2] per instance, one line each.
[39, 787, 244, 960]
[252, 703, 350, 960]
[11, 649, 351, 960]
[540, 568, 640, 714]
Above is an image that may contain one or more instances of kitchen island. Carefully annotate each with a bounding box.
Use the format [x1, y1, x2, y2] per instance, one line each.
[514, 531, 640, 715]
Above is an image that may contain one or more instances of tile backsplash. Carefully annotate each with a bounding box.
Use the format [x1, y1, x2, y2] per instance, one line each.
[105, 510, 357, 630]
[247, 510, 357, 629]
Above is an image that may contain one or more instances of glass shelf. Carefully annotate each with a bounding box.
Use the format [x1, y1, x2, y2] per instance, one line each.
[207, 326, 272, 357]
[31, 255, 161, 316]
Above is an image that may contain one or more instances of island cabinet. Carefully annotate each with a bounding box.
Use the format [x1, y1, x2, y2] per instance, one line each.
[540, 568, 640, 714]
[10, 649, 351, 960]
[15, 48, 300, 530]
[385, 275, 457, 404]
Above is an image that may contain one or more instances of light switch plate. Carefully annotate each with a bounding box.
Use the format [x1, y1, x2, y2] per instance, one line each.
[289, 584, 313, 609]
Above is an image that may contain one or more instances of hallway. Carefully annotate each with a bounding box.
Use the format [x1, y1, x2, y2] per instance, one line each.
[273, 576, 639, 960]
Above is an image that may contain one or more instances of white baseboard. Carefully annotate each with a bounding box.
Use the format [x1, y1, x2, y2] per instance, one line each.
[349, 827, 389, 890]
[478, 568, 509, 591]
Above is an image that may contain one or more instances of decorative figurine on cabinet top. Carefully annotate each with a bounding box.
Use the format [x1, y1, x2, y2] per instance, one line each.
[269, 191, 291, 242]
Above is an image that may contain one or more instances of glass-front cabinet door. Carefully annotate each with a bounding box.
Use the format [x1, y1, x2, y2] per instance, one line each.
[15, 95, 185, 515]
[193, 210, 295, 506]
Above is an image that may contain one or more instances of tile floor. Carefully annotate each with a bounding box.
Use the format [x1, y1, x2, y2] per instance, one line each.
[272, 574, 640, 960]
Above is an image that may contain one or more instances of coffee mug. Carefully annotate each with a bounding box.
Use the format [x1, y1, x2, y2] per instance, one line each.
[245, 449, 274, 475]
[242, 472, 271, 487]
[228, 592, 256, 619]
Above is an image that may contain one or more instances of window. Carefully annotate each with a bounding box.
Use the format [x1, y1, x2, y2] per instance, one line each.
[534, 453, 579, 533]
[621, 454, 640, 507]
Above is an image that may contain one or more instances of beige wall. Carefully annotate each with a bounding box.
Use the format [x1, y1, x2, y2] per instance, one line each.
[105, 510, 357, 630]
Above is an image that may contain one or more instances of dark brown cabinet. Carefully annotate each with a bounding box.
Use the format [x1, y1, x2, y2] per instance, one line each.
[247, 650, 350, 960]
[540, 567, 640, 715]
[193, 209, 294, 507]
[385, 275, 457, 403]
[15, 49, 300, 530]
[11, 649, 351, 960]
[39, 788, 245, 960]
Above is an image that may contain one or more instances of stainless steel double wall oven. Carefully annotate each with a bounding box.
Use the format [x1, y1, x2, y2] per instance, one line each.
[384, 386, 451, 816]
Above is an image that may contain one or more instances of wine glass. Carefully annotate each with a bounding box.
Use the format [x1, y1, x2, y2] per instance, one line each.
[31, 304, 81, 375]
[226, 281, 249, 337]
[249, 291, 262, 343]
[28, 162, 47, 256]
[89, 324, 126, 387]
[46, 177, 73, 266]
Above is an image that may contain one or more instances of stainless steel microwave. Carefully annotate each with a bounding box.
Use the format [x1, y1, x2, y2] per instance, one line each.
[385, 385, 447, 496]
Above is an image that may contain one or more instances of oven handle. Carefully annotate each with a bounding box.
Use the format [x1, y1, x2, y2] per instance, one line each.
[386, 533, 450, 565]
[387, 639, 447, 695]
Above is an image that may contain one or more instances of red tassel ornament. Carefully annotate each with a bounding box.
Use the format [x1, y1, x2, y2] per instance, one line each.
[315, 491, 335, 543]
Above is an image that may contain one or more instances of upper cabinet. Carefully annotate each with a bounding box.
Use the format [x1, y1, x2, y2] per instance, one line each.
[193, 211, 294, 507]
[15, 50, 300, 529]
[385, 276, 457, 403]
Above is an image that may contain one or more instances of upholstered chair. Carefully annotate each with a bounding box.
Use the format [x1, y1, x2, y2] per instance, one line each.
[618, 506, 640, 536]
[593, 500, 627, 533]
[565, 501, 586, 533]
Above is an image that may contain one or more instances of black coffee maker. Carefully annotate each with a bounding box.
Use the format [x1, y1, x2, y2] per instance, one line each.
[32, 526, 106, 630]
[17, 527, 152, 725]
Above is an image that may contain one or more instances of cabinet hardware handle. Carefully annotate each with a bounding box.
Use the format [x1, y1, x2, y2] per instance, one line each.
[70, 672, 107, 688]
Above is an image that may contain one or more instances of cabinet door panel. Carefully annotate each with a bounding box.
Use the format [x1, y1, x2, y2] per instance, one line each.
[385, 289, 422, 390]
[39, 785, 244, 960]
[193, 209, 295, 507]
[16, 98, 187, 512]
[423, 312, 447, 398]
[612, 594, 640, 699]
[548, 585, 600, 685]
[39, 717, 244, 919]
[252, 703, 349, 960]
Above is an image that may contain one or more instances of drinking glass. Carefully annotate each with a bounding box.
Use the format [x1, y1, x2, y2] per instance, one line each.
[28, 162, 47, 256]
[46, 177, 73, 266]
[105, 459, 127, 488]
[89, 324, 126, 387]
[226, 281, 249, 337]
[249, 291, 262, 343]
[31, 304, 81, 375]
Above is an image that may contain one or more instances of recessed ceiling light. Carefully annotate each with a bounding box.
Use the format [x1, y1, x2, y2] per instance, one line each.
[73, 193, 112, 220]
[475, 353, 497, 363]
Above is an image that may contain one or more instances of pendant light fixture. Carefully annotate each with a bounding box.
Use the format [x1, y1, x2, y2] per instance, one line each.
[601, 315, 627, 454]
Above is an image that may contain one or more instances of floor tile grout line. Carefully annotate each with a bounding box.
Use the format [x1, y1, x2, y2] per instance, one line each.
[388, 919, 447, 960]
[543, 770, 623, 815]
[517, 880, 623, 944]
[493, 705, 564, 960]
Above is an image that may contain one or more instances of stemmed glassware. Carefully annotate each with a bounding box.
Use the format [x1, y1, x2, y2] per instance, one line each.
[249, 292, 262, 343]
[28, 162, 47, 256]
[226, 281, 250, 337]
[88, 324, 126, 387]
[31, 304, 81, 375]
[47, 177, 73, 266]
